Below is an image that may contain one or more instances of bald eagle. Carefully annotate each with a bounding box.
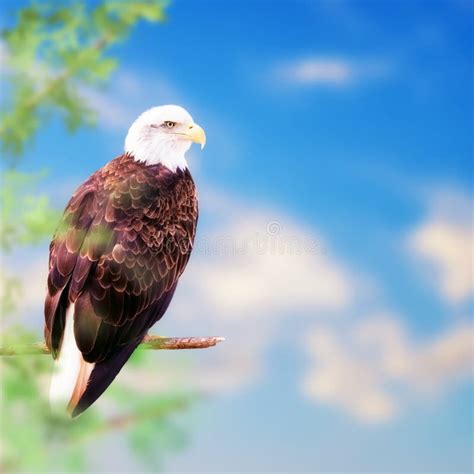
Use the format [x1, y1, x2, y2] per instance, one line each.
[44, 105, 206, 417]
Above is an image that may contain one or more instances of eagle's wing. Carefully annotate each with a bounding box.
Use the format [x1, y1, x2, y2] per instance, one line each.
[44, 175, 101, 356]
[44, 161, 197, 415]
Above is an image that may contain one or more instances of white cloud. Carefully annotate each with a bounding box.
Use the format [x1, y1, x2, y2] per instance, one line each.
[303, 314, 474, 423]
[285, 58, 352, 85]
[188, 215, 354, 318]
[407, 190, 474, 304]
[275, 56, 393, 87]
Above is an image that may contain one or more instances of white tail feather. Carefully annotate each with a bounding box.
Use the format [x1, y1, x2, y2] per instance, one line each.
[49, 303, 95, 413]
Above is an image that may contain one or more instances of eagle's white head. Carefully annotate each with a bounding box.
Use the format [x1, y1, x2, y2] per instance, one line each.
[124, 105, 206, 171]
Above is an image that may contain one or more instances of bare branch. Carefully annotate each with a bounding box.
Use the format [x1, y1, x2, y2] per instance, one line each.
[0, 335, 225, 356]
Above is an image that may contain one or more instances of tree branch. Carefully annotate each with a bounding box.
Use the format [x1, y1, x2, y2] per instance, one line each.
[0, 335, 225, 356]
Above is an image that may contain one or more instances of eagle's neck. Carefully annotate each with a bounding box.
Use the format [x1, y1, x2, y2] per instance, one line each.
[124, 132, 189, 172]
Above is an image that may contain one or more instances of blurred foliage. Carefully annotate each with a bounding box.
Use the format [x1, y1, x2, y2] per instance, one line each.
[0, 1, 196, 472]
[1, 0, 167, 159]
[1, 171, 60, 251]
[0, 329, 193, 472]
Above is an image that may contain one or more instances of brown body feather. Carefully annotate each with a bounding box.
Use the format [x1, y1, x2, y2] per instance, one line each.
[44, 153, 198, 415]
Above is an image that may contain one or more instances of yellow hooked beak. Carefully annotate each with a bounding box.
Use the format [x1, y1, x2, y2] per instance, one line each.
[180, 123, 206, 149]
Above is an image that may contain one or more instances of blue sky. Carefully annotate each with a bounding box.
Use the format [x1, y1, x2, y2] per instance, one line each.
[2, 0, 473, 472]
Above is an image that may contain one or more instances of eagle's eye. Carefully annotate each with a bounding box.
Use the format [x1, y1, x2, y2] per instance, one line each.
[162, 121, 176, 129]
